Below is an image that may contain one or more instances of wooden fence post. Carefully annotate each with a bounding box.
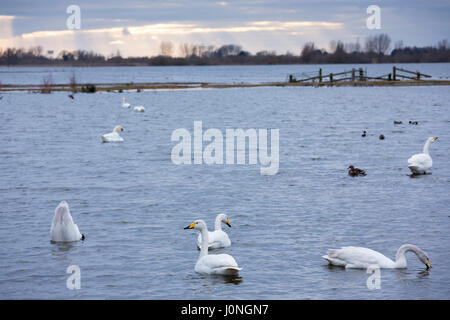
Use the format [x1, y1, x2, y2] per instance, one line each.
[329, 73, 333, 83]
[393, 66, 396, 81]
[319, 68, 322, 83]
[352, 68, 355, 81]
[359, 68, 364, 81]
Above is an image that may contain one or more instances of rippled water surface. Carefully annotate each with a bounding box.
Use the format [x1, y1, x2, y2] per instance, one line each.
[0, 65, 449, 299]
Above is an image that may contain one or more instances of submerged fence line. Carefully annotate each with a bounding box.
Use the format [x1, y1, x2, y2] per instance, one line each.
[288, 66, 432, 84]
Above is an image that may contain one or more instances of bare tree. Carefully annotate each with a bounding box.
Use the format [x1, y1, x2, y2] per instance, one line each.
[40, 74, 54, 94]
[365, 34, 391, 55]
[160, 41, 173, 56]
[437, 39, 448, 50]
[179, 43, 194, 57]
[394, 40, 404, 50]
[69, 71, 77, 93]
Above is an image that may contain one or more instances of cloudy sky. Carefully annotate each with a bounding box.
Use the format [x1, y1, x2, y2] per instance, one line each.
[1, 0, 449, 57]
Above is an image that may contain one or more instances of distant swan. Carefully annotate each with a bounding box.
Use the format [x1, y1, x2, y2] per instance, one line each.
[408, 137, 438, 174]
[51, 201, 85, 242]
[197, 213, 231, 250]
[122, 97, 131, 108]
[185, 220, 242, 275]
[101, 125, 124, 143]
[133, 106, 145, 112]
[322, 244, 430, 269]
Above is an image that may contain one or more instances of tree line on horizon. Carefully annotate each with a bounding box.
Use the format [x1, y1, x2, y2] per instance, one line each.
[1, 34, 449, 66]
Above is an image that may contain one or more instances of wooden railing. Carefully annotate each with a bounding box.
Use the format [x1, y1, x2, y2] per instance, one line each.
[289, 66, 431, 84]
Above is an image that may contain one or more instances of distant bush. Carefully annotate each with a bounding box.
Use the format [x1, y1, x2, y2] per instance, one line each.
[40, 74, 54, 94]
[69, 72, 77, 93]
[81, 84, 96, 93]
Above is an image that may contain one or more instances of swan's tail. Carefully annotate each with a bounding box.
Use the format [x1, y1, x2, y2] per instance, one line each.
[408, 165, 422, 174]
[322, 254, 346, 267]
[214, 267, 242, 275]
[326, 249, 339, 258]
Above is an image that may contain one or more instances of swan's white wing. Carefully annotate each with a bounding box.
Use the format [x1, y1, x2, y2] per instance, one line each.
[196, 254, 241, 275]
[325, 247, 393, 268]
[197, 230, 231, 249]
[51, 201, 82, 242]
[101, 132, 123, 142]
[408, 153, 432, 171]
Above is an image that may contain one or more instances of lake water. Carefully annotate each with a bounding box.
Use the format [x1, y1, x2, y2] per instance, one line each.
[0, 64, 449, 299]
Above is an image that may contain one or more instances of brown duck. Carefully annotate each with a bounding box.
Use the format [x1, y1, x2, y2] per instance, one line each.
[348, 165, 366, 177]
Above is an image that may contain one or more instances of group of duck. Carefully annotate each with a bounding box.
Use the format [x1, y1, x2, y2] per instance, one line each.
[100, 97, 145, 142]
[350, 123, 439, 176]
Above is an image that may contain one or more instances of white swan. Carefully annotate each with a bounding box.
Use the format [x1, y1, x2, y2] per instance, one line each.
[185, 220, 242, 275]
[322, 244, 430, 269]
[408, 137, 438, 174]
[133, 106, 145, 112]
[101, 125, 124, 142]
[50, 201, 85, 242]
[121, 97, 131, 108]
[197, 213, 231, 250]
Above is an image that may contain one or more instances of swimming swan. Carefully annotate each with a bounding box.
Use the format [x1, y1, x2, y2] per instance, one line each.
[50, 201, 85, 242]
[322, 244, 431, 269]
[101, 125, 124, 142]
[185, 220, 242, 275]
[408, 137, 438, 174]
[133, 106, 145, 112]
[197, 213, 231, 250]
[122, 97, 131, 108]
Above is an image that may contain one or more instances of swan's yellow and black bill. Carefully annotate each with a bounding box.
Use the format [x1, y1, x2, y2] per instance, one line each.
[433, 137, 438, 141]
[226, 219, 231, 228]
[426, 259, 431, 269]
[184, 222, 196, 230]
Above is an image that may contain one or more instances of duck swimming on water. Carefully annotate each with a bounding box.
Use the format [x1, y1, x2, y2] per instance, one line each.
[348, 165, 366, 177]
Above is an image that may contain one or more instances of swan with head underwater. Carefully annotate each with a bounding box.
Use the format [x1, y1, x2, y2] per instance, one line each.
[408, 137, 438, 174]
[322, 244, 431, 269]
[185, 220, 242, 275]
[101, 125, 124, 142]
[197, 213, 231, 250]
[51, 201, 85, 242]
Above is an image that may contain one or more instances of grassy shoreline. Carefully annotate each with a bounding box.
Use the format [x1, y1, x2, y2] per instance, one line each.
[1, 79, 450, 93]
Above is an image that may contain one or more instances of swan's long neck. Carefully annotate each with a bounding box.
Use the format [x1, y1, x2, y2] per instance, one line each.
[214, 216, 223, 231]
[199, 227, 209, 258]
[423, 139, 432, 154]
[394, 244, 422, 268]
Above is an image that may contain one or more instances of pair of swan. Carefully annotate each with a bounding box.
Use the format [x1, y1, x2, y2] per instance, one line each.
[185, 215, 241, 275]
[50, 201, 84, 242]
[323, 244, 431, 270]
[122, 97, 145, 112]
[101, 125, 124, 142]
[197, 213, 231, 249]
[408, 137, 438, 174]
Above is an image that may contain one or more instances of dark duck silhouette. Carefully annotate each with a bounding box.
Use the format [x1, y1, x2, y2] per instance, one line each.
[379, 134, 385, 140]
[393, 121, 402, 125]
[348, 165, 366, 177]
[362, 130, 367, 137]
[68, 94, 74, 99]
